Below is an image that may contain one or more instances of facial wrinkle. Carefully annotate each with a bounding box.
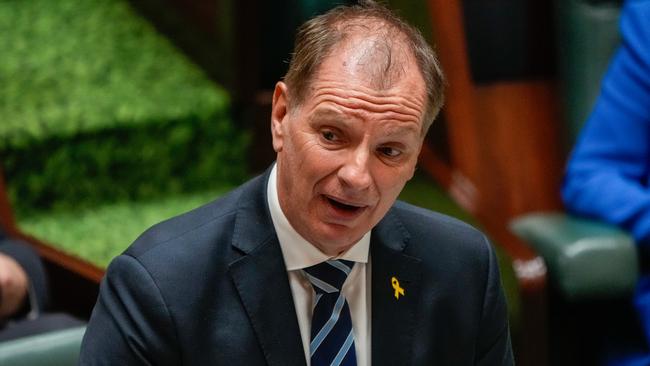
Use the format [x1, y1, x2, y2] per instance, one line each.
[313, 76, 425, 108]
[313, 86, 424, 113]
[313, 98, 421, 128]
[309, 86, 425, 123]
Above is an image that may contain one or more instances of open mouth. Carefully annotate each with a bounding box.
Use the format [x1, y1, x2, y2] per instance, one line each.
[325, 196, 364, 213]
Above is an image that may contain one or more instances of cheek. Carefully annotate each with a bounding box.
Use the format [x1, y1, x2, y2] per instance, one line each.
[297, 142, 342, 175]
[374, 165, 414, 199]
[289, 144, 336, 195]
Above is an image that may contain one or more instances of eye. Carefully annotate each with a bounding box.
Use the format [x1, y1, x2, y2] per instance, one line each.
[320, 128, 343, 144]
[322, 130, 337, 141]
[377, 146, 402, 158]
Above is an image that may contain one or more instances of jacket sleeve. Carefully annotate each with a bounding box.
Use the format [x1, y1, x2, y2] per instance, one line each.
[475, 237, 514, 366]
[79, 254, 181, 366]
[562, 2, 650, 245]
[0, 238, 48, 315]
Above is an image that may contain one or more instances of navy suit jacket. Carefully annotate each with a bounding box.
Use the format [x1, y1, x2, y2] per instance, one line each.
[80, 169, 513, 365]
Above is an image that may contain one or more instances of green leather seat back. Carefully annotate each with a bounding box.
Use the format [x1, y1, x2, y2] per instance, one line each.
[511, 214, 637, 301]
[511, 0, 635, 302]
[0, 326, 85, 366]
[556, 0, 622, 142]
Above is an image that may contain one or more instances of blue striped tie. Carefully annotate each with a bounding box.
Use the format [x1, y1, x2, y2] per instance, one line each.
[303, 260, 357, 366]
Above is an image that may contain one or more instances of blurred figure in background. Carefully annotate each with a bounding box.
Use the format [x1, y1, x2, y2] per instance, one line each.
[0, 228, 82, 341]
[0, 243, 30, 320]
[0, 227, 48, 340]
[562, 1, 650, 364]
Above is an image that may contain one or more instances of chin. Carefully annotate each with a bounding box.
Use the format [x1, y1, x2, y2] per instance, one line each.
[311, 224, 365, 253]
[313, 240, 355, 256]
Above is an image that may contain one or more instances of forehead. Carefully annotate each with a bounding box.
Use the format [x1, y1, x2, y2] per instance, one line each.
[301, 32, 427, 128]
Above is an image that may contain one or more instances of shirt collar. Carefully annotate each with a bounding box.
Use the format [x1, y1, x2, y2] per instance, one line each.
[267, 164, 370, 271]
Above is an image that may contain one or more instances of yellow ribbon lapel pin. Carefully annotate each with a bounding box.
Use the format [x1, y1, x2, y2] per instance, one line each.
[391, 276, 405, 300]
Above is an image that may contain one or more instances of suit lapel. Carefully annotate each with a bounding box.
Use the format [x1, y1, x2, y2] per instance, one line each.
[371, 209, 422, 366]
[228, 172, 307, 366]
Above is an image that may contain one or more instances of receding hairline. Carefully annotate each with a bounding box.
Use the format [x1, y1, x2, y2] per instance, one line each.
[295, 17, 414, 84]
[283, 2, 445, 132]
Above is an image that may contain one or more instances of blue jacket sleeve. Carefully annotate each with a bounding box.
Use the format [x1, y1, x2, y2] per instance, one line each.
[562, 1, 650, 245]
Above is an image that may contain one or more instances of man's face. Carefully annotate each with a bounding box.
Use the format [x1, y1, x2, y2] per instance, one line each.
[271, 35, 428, 256]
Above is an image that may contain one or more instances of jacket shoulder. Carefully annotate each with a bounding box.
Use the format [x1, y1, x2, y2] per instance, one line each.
[391, 200, 486, 244]
[389, 200, 493, 273]
[123, 175, 265, 261]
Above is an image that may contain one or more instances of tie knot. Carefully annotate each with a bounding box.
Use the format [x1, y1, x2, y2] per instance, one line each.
[303, 260, 354, 294]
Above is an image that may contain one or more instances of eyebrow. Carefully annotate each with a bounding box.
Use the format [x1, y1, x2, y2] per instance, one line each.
[309, 108, 349, 124]
[382, 123, 420, 138]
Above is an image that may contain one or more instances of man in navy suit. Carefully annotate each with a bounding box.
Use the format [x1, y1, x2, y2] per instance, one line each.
[80, 2, 513, 365]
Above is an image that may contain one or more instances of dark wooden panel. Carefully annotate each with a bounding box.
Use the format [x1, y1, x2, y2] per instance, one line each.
[427, 1, 553, 364]
[474, 81, 564, 218]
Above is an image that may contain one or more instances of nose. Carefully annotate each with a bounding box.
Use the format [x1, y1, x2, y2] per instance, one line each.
[337, 148, 372, 191]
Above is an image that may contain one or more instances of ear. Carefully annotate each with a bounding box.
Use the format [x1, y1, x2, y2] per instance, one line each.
[271, 82, 290, 153]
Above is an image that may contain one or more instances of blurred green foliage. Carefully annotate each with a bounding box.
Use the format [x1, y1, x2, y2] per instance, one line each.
[0, 0, 227, 147]
[0, 0, 249, 265]
[19, 188, 232, 268]
[0, 0, 249, 217]
[4, 115, 249, 217]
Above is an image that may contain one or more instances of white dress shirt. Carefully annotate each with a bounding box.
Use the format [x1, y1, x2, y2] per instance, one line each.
[267, 165, 371, 366]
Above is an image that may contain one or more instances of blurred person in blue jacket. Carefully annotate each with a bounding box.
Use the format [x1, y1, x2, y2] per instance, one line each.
[562, 0, 650, 364]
